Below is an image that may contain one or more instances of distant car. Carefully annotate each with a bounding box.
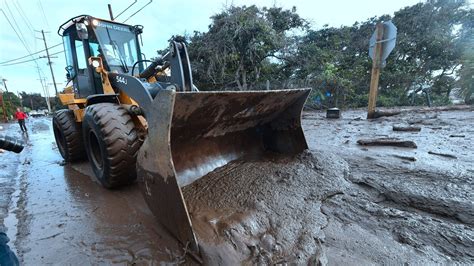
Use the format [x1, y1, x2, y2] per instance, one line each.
[29, 110, 47, 117]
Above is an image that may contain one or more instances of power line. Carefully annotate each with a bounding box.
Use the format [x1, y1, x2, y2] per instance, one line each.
[4, 1, 30, 51]
[1, 6, 55, 97]
[15, 0, 35, 31]
[114, 0, 138, 20]
[0, 50, 64, 67]
[123, 0, 153, 23]
[0, 8, 35, 61]
[37, 0, 49, 30]
[0, 43, 62, 65]
[12, 0, 34, 35]
[0, 57, 41, 67]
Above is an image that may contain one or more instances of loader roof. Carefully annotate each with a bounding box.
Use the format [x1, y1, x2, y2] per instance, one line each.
[57, 15, 134, 36]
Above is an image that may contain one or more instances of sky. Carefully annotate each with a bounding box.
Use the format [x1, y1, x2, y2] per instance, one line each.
[0, 0, 424, 97]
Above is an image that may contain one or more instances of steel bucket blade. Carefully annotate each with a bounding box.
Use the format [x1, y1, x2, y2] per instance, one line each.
[137, 88, 310, 253]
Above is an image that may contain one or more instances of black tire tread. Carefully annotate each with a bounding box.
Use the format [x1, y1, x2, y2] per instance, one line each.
[84, 103, 141, 188]
[53, 109, 86, 161]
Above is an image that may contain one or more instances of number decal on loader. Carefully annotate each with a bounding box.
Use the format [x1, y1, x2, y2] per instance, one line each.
[116, 76, 128, 85]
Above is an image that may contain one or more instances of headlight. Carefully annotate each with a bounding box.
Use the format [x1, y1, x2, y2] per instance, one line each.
[91, 60, 100, 68]
[92, 19, 99, 26]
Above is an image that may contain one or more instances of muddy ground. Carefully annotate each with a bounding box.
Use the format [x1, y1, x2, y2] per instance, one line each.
[0, 106, 473, 264]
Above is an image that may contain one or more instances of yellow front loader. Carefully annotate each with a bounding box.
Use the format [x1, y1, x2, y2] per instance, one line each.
[53, 15, 310, 255]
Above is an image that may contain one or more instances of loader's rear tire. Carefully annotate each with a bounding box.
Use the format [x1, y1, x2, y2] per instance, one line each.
[53, 109, 86, 162]
[82, 103, 142, 188]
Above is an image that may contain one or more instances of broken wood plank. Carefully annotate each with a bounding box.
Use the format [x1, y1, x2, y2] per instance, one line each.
[428, 151, 457, 159]
[392, 154, 417, 161]
[357, 138, 417, 148]
[393, 125, 421, 132]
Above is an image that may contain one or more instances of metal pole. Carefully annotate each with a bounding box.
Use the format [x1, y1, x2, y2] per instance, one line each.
[108, 4, 114, 20]
[367, 23, 384, 119]
[40, 30, 58, 96]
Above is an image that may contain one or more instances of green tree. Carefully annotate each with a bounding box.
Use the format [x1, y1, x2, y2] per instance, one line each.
[0, 91, 21, 118]
[188, 5, 306, 91]
[20, 92, 49, 110]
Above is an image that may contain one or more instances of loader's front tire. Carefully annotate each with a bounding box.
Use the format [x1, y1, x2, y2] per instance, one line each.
[82, 103, 142, 188]
[53, 109, 86, 162]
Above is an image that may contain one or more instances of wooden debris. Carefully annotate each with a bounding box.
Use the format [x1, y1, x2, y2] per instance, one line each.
[428, 151, 457, 159]
[392, 154, 417, 161]
[449, 134, 465, 138]
[372, 110, 402, 118]
[357, 138, 417, 148]
[393, 125, 421, 132]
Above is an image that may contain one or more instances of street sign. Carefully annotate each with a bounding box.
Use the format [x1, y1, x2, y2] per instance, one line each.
[369, 20, 397, 64]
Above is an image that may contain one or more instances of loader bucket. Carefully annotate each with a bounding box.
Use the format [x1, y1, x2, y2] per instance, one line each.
[136, 88, 311, 254]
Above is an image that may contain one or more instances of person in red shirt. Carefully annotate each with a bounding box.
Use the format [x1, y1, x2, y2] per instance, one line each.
[14, 108, 27, 132]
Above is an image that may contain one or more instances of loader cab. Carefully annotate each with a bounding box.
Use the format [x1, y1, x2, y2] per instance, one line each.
[58, 15, 144, 98]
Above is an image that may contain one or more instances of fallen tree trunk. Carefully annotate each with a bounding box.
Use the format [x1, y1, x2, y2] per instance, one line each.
[392, 154, 417, 161]
[393, 125, 421, 132]
[428, 151, 457, 159]
[372, 110, 402, 118]
[357, 138, 417, 148]
[449, 134, 465, 138]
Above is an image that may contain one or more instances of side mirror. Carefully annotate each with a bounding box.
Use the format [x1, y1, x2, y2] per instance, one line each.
[65, 65, 75, 81]
[76, 23, 88, 40]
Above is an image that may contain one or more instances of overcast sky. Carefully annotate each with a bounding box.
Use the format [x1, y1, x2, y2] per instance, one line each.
[0, 0, 424, 96]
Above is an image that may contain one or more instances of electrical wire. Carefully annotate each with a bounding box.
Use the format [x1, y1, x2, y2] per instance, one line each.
[1, 6, 56, 97]
[0, 50, 64, 67]
[114, 0, 137, 20]
[12, 1, 34, 35]
[0, 43, 62, 65]
[0, 8, 35, 62]
[0, 57, 41, 67]
[123, 0, 153, 23]
[37, 0, 49, 30]
[4, 2, 31, 54]
[15, 0, 35, 31]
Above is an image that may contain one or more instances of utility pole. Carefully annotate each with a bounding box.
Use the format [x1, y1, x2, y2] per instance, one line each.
[37, 77, 51, 112]
[367, 23, 384, 119]
[39, 30, 59, 96]
[17, 91, 23, 108]
[2, 78, 9, 94]
[0, 92, 7, 122]
[0, 79, 8, 122]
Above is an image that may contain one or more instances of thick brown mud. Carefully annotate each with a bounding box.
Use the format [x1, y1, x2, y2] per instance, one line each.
[1, 106, 472, 264]
[181, 106, 473, 264]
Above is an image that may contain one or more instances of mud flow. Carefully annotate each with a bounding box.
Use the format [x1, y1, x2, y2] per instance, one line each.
[182, 107, 473, 264]
[1, 107, 472, 264]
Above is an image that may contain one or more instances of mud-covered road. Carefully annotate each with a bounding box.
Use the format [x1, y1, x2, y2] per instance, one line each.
[0, 106, 472, 264]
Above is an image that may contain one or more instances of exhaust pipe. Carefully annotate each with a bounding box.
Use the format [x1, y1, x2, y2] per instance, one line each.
[0, 135, 24, 153]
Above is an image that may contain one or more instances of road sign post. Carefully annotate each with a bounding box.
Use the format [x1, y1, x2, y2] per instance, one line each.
[367, 23, 384, 119]
[367, 21, 397, 119]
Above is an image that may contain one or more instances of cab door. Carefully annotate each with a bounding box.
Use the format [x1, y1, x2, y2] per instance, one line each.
[62, 30, 103, 98]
